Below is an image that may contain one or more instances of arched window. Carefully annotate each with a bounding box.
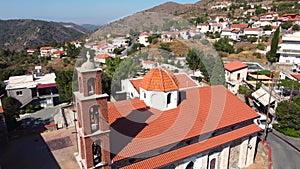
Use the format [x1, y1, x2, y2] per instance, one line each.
[209, 158, 216, 169]
[186, 161, 194, 169]
[167, 93, 172, 105]
[92, 140, 101, 166]
[90, 105, 99, 133]
[87, 78, 95, 96]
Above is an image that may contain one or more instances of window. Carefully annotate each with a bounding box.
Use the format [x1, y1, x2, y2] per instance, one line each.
[167, 93, 171, 105]
[237, 73, 241, 80]
[186, 161, 194, 169]
[144, 92, 146, 99]
[16, 91, 23, 96]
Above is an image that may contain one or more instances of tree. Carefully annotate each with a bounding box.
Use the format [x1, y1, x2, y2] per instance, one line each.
[276, 98, 300, 137]
[257, 43, 266, 50]
[2, 97, 19, 130]
[213, 38, 234, 53]
[263, 25, 272, 31]
[292, 24, 300, 31]
[186, 49, 202, 74]
[209, 58, 225, 86]
[159, 43, 171, 52]
[65, 43, 81, 58]
[266, 27, 280, 63]
[111, 58, 140, 95]
[56, 70, 74, 103]
[280, 21, 293, 30]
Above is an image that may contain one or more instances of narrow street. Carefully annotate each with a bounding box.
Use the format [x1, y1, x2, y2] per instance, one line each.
[267, 132, 300, 169]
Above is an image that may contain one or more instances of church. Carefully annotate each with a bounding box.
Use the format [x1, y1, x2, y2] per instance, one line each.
[73, 54, 261, 169]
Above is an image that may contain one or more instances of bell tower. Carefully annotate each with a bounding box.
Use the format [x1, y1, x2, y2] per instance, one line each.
[74, 52, 111, 169]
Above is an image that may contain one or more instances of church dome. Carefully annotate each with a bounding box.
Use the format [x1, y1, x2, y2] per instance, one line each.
[141, 67, 179, 92]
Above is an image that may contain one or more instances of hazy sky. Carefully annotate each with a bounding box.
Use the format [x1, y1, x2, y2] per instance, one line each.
[0, 0, 199, 25]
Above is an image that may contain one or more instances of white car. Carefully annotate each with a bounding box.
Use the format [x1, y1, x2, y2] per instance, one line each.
[253, 113, 273, 132]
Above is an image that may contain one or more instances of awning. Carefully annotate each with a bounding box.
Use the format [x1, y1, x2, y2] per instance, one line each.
[37, 83, 57, 89]
[251, 87, 275, 106]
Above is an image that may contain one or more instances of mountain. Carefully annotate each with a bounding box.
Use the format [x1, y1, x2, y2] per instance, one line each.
[59, 22, 90, 34]
[144, 2, 193, 15]
[90, 11, 192, 39]
[80, 24, 102, 32]
[0, 19, 86, 51]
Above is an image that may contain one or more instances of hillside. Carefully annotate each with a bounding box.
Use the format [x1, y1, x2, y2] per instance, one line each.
[0, 19, 86, 51]
[90, 11, 192, 40]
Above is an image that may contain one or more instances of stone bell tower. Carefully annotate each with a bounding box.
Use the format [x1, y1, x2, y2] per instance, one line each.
[74, 52, 111, 169]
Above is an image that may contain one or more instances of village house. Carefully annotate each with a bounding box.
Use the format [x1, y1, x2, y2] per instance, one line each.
[138, 32, 152, 47]
[243, 28, 263, 37]
[260, 12, 278, 21]
[277, 14, 300, 22]
[40, 46, 53, 57]
[112, 37, 129, 47]
[26, 48, 37, 55]
[52, 50, 67, 58]
[5, 67, 59, 108]
[161, 31, 180, 42]
[73, 55, 261, 169]
[224, 61, 248, 94]
[220, 28, 240, 41]
[94, 54, 113, 64]
[142, 60, 158, 70]
[278, 31, 300, 64]
[197, 23, 223, 34]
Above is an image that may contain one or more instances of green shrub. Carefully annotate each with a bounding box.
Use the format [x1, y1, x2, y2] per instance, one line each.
[201, 39, 209, 45]
[238, 85, 252, 95]
[274, 124, 300, 138]
[236, 47, 244, 54]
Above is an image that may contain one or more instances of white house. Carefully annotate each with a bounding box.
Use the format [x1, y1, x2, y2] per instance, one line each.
[221, 28, 240, 41]
[5, 72, 59, 108]
[244, 28, 263, 37]
[142, 60, 158, 69]
[94, 54, 112, 64]
[224, 61, 248, 94]
[278, 31, 300, 64]
[112, 37, 129, 47]
[138, 32, 152, 46]
[40, 46, 53, 57]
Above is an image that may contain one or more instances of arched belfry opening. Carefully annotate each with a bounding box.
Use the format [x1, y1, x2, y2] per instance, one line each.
[92, 140, 102, 166]
[88, 78, 95, 95]
[90, 105, 99, 133]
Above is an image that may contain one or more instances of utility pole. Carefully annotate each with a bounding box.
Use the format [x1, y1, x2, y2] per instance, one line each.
[263, 77, 274, 141]
[287, 79, 295, 114]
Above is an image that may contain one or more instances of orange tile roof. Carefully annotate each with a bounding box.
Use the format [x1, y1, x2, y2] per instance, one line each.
[244, 28, 260, 31]
[231, 29, 239, 33]
[140, 68, 179, 92]
[53, 50, 66, 55]
[95, 54, 112, 59]
[174, 74, 198, 89]
[0, 106, 3, 114]
[231, 24, 248, 29]
[139, 32, 152, 37]
[224, 61, 248, 72]
[142, 60, 156, 65]
[291, 73, 300, 81]
[121, 124, 260, 169]
[130, 79, 143, 93]
[130, 74, 198, 94]
[108, 85, 259, 162]
[40, 46, 53, 50]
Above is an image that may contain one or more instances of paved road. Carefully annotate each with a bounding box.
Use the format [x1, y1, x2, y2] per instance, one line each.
[267, 132, 300, 169]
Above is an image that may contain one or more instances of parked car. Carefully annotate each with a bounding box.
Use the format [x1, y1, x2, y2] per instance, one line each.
[253, 113, 272, 132]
